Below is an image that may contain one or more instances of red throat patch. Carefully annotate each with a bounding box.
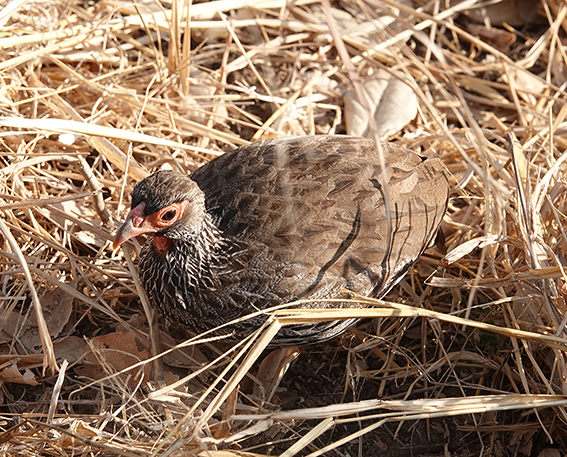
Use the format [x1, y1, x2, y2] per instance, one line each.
[153, 236, 173, 255]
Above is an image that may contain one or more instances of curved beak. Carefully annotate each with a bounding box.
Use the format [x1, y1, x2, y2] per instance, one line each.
[113, 202, 151, 250]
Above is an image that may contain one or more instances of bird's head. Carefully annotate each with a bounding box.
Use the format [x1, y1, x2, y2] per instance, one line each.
[113, 170, 205, 250]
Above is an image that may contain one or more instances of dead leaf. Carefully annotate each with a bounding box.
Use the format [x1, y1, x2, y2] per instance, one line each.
[551, 49, 567, 87]
[160, 330, 208, 370]
[536, 449, 562, 457]
[157, 331, 210, 388]
[466, 24, 516, 52]
[16, 282, 76, 351]
[344, 69, 418, 139]
[0, 358, 38, 385]
[0, 354, 44, 369]
[510, 427, 536, 456]
[35, 283, 75, 338]
[74, 332, 150, 389]
[456, 75, 510, 104]
[213, 386, 239, 439]
[53, 336, 87, 364]
[443, 235, 512, 264]
[59, 420, 102, 447]
[253, 347, 300, 403]
[461, 0, 544, 27]
[0, 310, 32, 344]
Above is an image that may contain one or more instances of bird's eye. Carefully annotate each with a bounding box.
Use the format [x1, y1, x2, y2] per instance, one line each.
[161, 209, 177, 221]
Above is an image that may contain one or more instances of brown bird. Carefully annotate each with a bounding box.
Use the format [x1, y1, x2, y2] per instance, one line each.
[113, 136, 449, 346]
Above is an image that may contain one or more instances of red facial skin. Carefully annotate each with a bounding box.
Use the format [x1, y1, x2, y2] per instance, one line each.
[113, 200, 189, 250]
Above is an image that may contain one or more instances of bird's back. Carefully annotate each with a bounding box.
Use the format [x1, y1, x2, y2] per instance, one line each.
[191, 136, 447, 299]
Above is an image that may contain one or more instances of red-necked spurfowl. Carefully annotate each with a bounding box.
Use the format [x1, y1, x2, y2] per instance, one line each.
[113, 136, 449, 346]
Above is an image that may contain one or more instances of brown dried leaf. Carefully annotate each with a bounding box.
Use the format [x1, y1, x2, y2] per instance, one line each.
[0, 358, 38, 385]
[36, 283, 76, 338]
[509, 427, 536, 456]
[462, 0, 544, 27]
[443, 235, 511, 264]
[466, 24, 516, 52]
[456, 75, 510, 103]
[0, 354, 44, 368]
[59, 420, 101, 448]
[344, 69, 417, 139]
[53, 336, 86, 364]
[214, 386, 239, 439]
[160, 330, 209, 370]
[74, 332, 150, 388]
[0, 311, 31, 344]
[253, 347, 300, 403]
[15, 282, 76, 351]
[536, 449, 562, 457]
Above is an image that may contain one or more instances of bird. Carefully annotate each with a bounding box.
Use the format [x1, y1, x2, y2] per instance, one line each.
[113, 135, 449, 346]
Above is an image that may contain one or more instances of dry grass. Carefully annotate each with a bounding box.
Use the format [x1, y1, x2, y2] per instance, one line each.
[1, 0, 567, 455]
